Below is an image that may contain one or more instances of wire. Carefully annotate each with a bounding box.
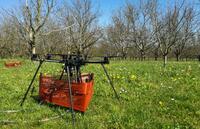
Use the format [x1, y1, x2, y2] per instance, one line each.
[0, 108, 67, 125]
[0, 109, 23, 113]
[0, 109, 38, 113]
[0, 113, 65, 125]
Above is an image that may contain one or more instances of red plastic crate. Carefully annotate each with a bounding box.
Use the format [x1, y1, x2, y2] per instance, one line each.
[5, 61, 21, 68]
[39, 73, 94, 112]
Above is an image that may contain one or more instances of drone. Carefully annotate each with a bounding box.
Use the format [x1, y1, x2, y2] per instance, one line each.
[20, 53, 120, 126]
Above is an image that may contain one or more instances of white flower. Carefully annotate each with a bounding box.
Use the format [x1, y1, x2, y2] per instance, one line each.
[120, 87, 127, 93]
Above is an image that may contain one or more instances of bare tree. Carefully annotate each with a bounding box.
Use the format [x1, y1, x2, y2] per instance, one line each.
[173, 6, 195, 61]
[133, 1, 154, 60]
[107, 3, 139, 59]
[149, 0, 188, 66]
[59, 0, 102, 57]
[0, 0, 200, 60]
[0, 16, 26, 57]
[108, 1, 154, 60]
[107, 10, 130, 59]
[11, 0, 55, 55]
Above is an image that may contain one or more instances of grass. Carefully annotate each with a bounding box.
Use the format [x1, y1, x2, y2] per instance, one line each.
[0, 59, 200, 129]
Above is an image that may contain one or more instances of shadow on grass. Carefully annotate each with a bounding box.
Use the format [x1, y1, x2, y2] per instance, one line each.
[31, 95, 85, 119]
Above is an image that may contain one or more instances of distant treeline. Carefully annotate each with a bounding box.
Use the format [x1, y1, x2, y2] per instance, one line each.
[0, 0, 200, 65]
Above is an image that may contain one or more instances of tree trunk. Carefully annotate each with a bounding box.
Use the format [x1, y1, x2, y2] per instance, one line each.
[154, 54, 158, 61]
[155, 56, 158, 61]
[163, 54, 167, 67]
[122, 52, 127, 60]
[140, 51, 145, 61]
[28, 41, 36, 56]
[175, 53, 180, 61]
[154, 48, 159, 61]
[29, 31, 36, 55]
[32, 46, 36, 54]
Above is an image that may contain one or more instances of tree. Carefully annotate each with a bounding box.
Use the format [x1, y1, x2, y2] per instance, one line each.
[132, 1, 154, 60]
[59, 0, 102, 57]
[0, 16, 26, 57]
[107, 10, 130, 59]
[107, 3, 138, 59]
[108, 1, 154, 60]
[173, 6, 195, 61]
[11, 0, 55, 55]
[149, 0, 188, 66]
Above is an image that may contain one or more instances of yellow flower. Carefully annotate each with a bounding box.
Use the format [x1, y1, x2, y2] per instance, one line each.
[130, 75, 137, 80]
[172, 77, 177, 82]
[159, 101, 163, 106]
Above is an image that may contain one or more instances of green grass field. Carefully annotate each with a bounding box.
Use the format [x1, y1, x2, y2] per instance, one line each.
[0, 59, 200, 129]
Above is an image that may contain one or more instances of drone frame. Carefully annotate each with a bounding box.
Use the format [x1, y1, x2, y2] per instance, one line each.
[20, 53, 120, 126]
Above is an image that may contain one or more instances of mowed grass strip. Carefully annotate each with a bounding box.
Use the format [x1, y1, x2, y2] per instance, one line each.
[0, 59, 200, 129]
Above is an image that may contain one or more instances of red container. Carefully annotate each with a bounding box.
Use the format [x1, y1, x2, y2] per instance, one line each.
[39, 73, 94, 112]
[5, 61, 21, 68]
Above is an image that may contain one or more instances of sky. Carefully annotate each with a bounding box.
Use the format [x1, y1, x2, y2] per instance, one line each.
[0, 0, 132, 26]
[0, 0, 199, 26]
[95, 0, 128, 25]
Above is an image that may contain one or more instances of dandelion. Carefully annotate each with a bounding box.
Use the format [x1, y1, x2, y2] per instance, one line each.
[130, 74, 137, 80]
[172, 77, 177, 82]
[159, 101, 163, 106]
